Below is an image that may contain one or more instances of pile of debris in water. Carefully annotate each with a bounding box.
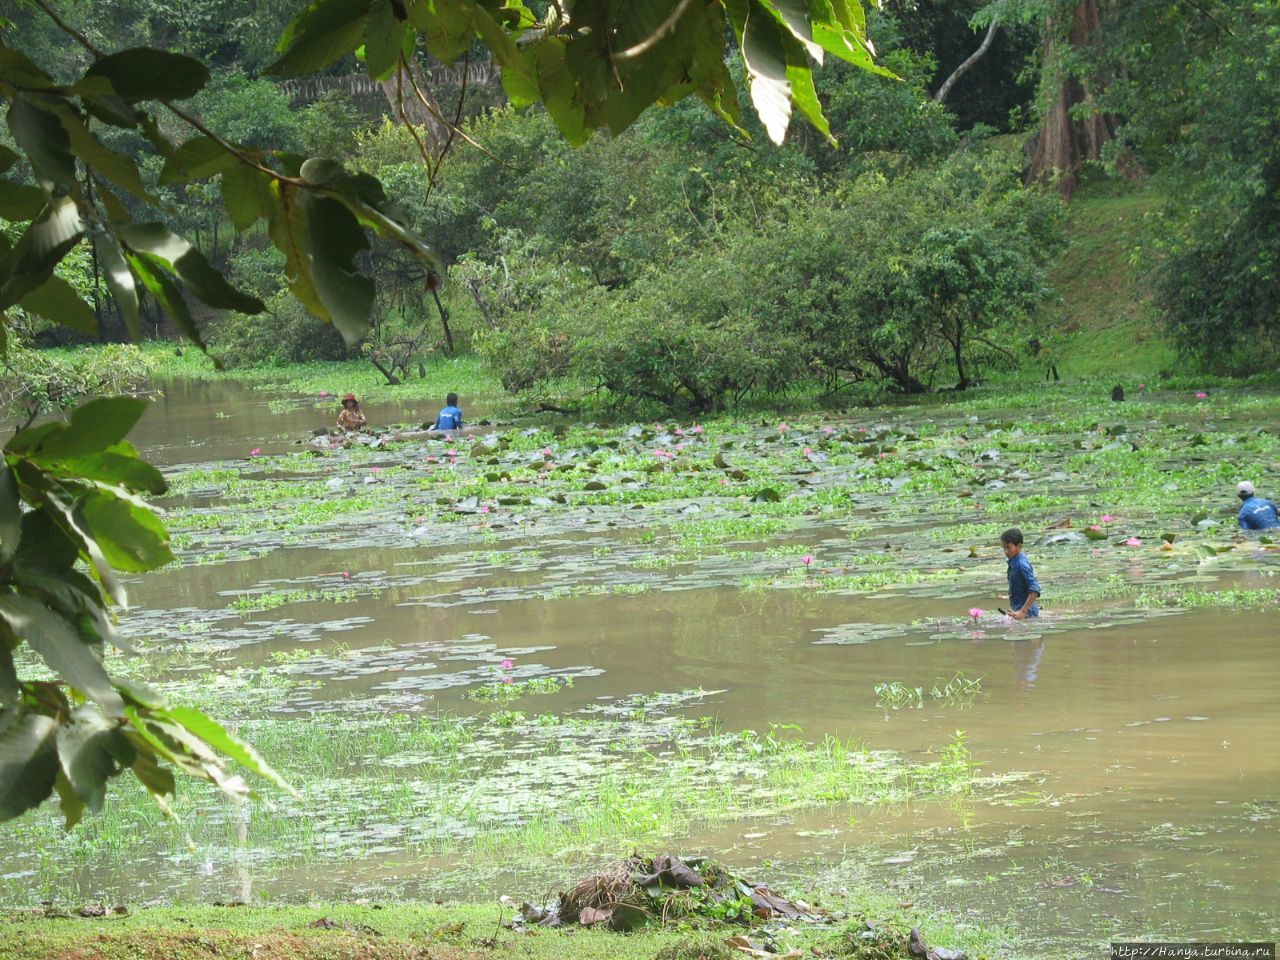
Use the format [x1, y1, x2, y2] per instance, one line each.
[505, 854, 967, 959]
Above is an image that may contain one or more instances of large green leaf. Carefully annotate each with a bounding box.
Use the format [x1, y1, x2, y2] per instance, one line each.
[534, 40, 587, 146]
[0, 711, 59, 822]
[33, 397, 149, 460]
[0, 48, 55, 88]
[268, 0, 374, 77]
[0, 646, 17, 705]
[6, 95, 75, 191]
[116, 223, 264, 314]
[45, 101, 152, 201]
[166, 706, 296, 795]
[17, 275, 96, 336]
[126, 737, 176, 799]
[269, 182, 330, 321]
[55, 705, 136, 814]
[738, 0, 792, 144]
[0, 197, 86, 313]
[0, 462, 20, 564]
[0, 595, 122, 715]
[221, 163, 272, 232]
[46, 451, 167, 495]
[301, 193, 375, 346]
[84, 48, 210, 101]
[409, 0, 474, 63]
[42, 488, 127, 608]
[13, 567, 121, 652]
[0, 180, 47, 222]
[93, 233, 141, 342]
[0, 145, 19, 174]
[364, 0, 407, 79]
[80, 490, 174, 573]
[159, 136, 237, 185]
[13, 510, 79, 575]
[127, 252, 208, 352]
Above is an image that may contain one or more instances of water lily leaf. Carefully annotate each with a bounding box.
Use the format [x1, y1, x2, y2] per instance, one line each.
[753, 488, 781, 503]
[584, 480, 607, 491]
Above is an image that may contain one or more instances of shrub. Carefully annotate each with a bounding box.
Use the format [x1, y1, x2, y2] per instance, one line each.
[210, 294, 348, 368]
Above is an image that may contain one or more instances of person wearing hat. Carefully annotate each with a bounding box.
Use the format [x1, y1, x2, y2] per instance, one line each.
[1236, 481, 1280, 531]
[337, 393, 367, 432]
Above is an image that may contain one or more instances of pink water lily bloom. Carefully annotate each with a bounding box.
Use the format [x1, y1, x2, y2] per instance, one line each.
[803, 447, 813, 455]
[319, 390, 329, 398]
[778, 422, 791, 432]
[800, 555, 814, 568]
[371, 466, 380, 474]
[675, 443, 685, 451]
[250, 447, 261, 457]
[823, 426, 835, 434]
[501, 659, 514, 669]
[690, 425, 704, 434]
[444, 449, 459, 457]
[1101, 514, 1115, 523]
[479, 505, 491, 514]
[968, 607, 984, 620]
[502, 676, 514, 684]
[1088, 524, 1101, 531]
[542, 447, 553, 456]
[425, 456, 438, 463]
[1195, 392, 1208, 399]
[674, 428, 685, 436]
[341, 571, 351, 579]
[1124, 537, 1142, 546]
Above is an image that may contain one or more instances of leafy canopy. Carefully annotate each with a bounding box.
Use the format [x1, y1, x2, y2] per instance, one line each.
[0, 0, 886, 824]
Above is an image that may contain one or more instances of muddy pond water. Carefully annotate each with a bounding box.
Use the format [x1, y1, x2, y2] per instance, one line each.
[5, 380, 1279, 956]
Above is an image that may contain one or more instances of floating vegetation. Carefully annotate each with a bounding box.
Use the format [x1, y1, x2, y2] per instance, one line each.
[875, 674, 983, 710]
[466, 676, 576, 702]
[227, 588, 365, 611]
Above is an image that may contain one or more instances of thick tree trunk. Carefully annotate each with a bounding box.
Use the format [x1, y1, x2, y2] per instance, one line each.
[379, 57, 448, 158]
[1026, 0, 1117, 198]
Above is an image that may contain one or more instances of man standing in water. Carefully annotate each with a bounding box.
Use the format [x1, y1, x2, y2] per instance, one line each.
[1236, 481, 1280, 530]
[1001, 528, 1041, 620]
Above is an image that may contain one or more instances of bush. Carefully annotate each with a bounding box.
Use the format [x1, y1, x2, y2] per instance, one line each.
[210, 294, 348, 368]
[0, 340, 155, 420]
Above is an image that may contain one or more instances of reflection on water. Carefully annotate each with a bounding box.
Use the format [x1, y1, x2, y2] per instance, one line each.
[5, 380, 1278, 956]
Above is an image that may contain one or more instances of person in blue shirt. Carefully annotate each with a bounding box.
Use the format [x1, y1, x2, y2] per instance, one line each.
[433, 393, 464, 432]
[1236, 481, 1280, 530]
[1001, 528, 1041, 619]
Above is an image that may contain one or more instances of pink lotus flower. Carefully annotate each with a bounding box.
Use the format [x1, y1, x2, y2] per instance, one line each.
[968, 607, 984, 620]
[415, 516, 425, 524]
[690, 425, 704, 434]
[502, 676, 514, 684]
[674, 428, 685, 436]
[803, 447, 813, 455]
[371, 466, 381, 474]
[444, 449, 459, 458]
[801, 554, 814, 567]
[1124, 537, 1142, 546]
[1195, 392, 1208, 399]
[425, 456, 438, 463]
[444, 434, 453, 442]
[319, 390, 329, 398]
[501, 659, 513, 669]
[778, 422, 791, 432]
[479, 505, 491, 514]
[718, 477, 730, 485]
[542, 447, 553, 456]
[822, 426, 835, 434]
[1088, 524, 1101, 531]
[250, 447, 261, 457]
[654, 449, 668, 457]
[1101, 514, 1114, 523]
[1138, 383, 1146, 390]
[857, 427, 867, 433]
[341, 571, 351, 579]
[674, 443, 685, 451]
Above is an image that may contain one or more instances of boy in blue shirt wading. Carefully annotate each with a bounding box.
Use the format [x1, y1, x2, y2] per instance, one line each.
[433, 393, 463, 431]
[1236, 481, 1280, 531]
[1001, 528, 1041, 620]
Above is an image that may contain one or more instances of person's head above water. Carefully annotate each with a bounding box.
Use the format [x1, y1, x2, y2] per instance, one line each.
[1238, 480, 1256, 501]
[342, 393, 359, 408]
[1000, 527, 1024, 559]
[446, 392, 458, 407]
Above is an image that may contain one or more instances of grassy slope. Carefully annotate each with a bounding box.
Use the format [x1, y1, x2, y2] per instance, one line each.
[0, 899, 1013, 960]
[1043, 181, 1176, 381]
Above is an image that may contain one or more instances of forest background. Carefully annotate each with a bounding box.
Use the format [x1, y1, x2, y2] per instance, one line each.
[6, 0, 1279, 422]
